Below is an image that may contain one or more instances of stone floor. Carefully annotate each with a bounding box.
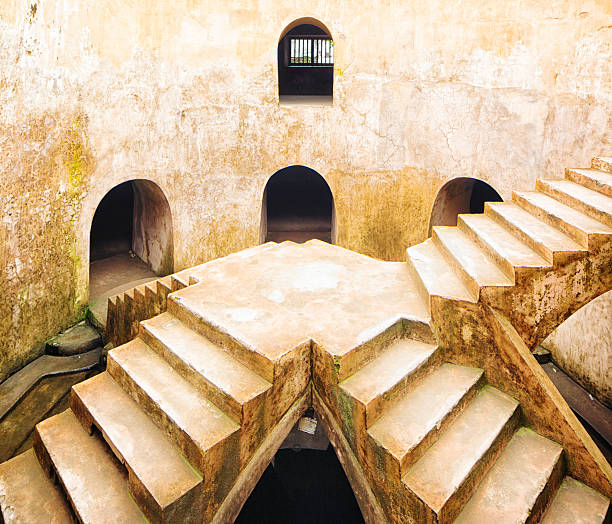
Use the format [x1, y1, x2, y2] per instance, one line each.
[278, 95, 333, 106]
[265, 214, 332, 244]
[172, 240, 430, 362]
[89, 252, 158, 329]
[89, 252, 157, 300]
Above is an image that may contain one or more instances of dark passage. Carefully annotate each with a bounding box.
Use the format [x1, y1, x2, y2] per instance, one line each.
[263, 166, 334, 244]
[90, 181, 134, 262]
[429, 177, 503, 234]
[469, 180, 504, 214]
[88, 179, 174, 308]
[236, 446, 365, 524]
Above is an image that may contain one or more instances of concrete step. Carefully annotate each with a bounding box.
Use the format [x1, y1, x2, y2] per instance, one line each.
[432, 226, 514, 297]
[454, 427, 564, 524]
[485, 201, 586, 265]
[541, 477, 610, 524]
[140, 312, 271, 424]
[167, 291, 276, 383]
[0, 449, 74, 523]
[513, 190, 612, 250]
[402, 386, 520, 523]
[46, 321, 102, 356]
[340, 339, 438, 428]
[566, 168, 612, 198]
[107, 339, 240, 476]
[536, 179, 612, 228]
[458, 213, 550, 278]
[71, 372, 203, 523]
[33, 409, 146, 523]
[406, 238, 475, 304]
[368, 364, 484, 476]
[593, 156, 612, 174]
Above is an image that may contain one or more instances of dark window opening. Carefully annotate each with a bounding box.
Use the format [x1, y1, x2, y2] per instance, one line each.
[261, 166, 334, 244]
[428, 177, 503, 235]
[236, 446, 364, 523]
[278, 22, 333, 100]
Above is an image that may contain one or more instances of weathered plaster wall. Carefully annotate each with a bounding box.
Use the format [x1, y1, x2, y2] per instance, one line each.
[132, 180, 174, 275]
[0, 0, 610, 376]
[542, 290, 612, 408]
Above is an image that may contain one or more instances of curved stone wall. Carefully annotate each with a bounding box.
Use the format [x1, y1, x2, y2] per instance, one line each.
[0, 0, 610, 375]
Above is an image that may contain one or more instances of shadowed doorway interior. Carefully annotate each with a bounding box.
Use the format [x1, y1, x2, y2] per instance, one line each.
[428, 177, 503, 235]
[261, 166, 335, 244]
[88, 179, 174, 327]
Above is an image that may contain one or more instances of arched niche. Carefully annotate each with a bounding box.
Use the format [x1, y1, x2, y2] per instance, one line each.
[89, 179, 173, 300]
[260, 166, 335, 244]
[428, 177, 503, 235]
[278, 18, 334, 102]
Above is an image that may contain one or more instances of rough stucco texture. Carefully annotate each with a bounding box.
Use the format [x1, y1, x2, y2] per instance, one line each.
[0, 0, 611, 375]
[542, 290, 612, 408]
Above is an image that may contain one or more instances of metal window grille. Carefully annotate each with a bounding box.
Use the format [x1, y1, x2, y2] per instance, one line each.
[289, 37, 333, 66]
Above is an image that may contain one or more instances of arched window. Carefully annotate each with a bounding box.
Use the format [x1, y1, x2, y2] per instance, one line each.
[261, 166, 335, 244]
[278, 18, 334, 103]
[429, 177, 503, 235]
[89, 180, 173, 302]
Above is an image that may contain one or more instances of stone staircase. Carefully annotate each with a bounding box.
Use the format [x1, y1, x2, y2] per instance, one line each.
[326, 156, 612, 522]
[1, 157, 611, 523]
[337, 338, 608, 523]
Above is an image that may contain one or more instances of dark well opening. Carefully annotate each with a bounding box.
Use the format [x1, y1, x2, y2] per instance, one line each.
[428, 177, 503, 235]
[262, 166, 334, 244]
[278, 22, 333, 99]
[236, 410, 364, 524]
[89, 180, 174, 301]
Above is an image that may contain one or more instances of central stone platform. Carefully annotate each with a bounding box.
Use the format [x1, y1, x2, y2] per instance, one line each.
[171, 240, 430, 361]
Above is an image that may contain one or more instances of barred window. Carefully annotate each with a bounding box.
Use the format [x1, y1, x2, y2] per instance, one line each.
[289, 37, 334, 66]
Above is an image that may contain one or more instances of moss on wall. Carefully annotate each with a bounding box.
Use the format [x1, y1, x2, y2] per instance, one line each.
[0, 0, 610, 374]
[0, 111, 93, 377]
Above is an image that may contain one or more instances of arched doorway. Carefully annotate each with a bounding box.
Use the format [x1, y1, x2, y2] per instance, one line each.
[428, 177, 503, 235]
[89, 180, 173, 303]
[261, 166, 335, 244]
[278, 18, 334, 103]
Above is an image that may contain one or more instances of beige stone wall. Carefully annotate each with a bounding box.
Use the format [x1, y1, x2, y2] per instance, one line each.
[542, 290, 612, 408]
[1, 0, 610, 376]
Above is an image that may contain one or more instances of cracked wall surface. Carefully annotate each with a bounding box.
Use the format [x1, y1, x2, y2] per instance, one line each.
[1, 0, 611, 376]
